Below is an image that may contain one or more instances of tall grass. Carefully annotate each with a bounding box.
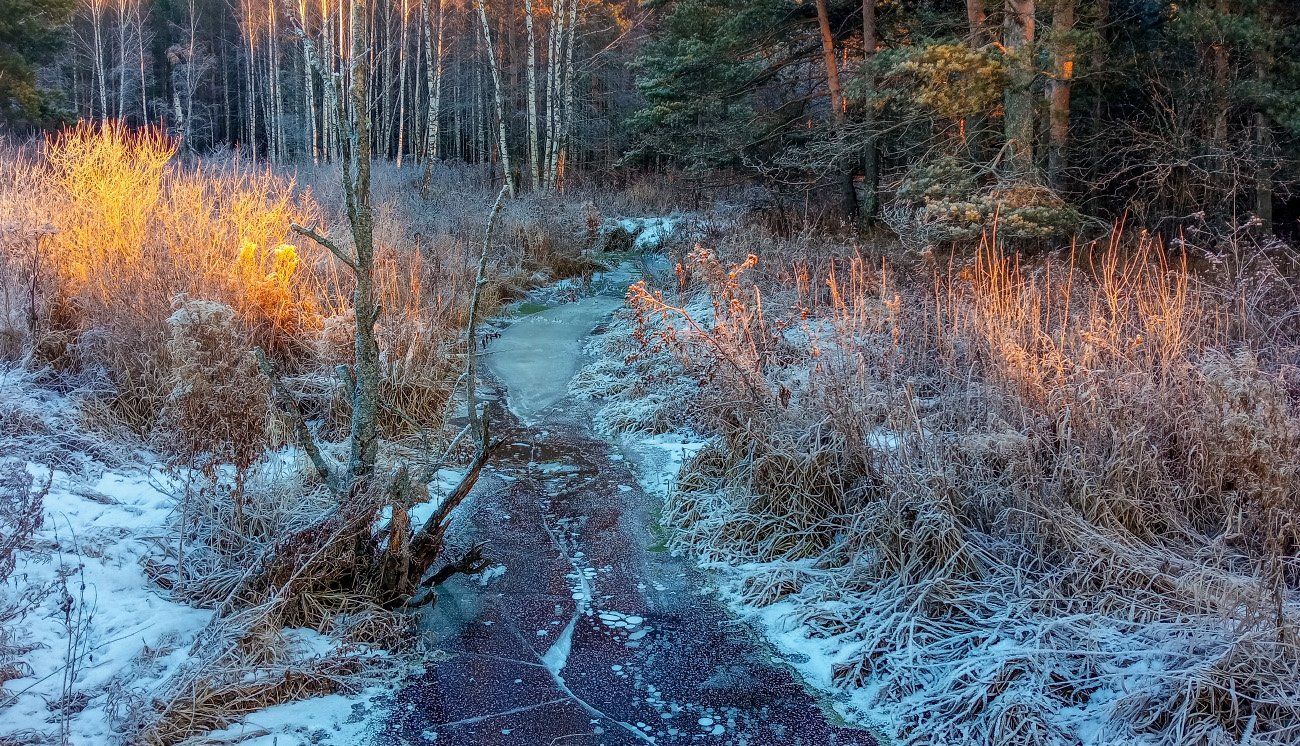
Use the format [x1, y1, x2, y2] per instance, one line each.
[619, 227, 1300, 744]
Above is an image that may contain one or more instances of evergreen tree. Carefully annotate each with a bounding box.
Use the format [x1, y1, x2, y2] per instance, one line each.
[0, 0, 74, 127]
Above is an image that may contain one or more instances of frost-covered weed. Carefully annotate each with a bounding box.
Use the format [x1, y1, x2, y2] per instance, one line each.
[603, 228, 1300, 745]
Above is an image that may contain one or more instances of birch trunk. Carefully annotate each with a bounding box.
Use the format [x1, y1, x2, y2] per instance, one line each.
[475, 0, 515, 197]
[555, 0, 578, 190]
[91, 0, 108, 119]
[524, 0, 540, 191]
[543, 0, 562, 187]
[396, 0, 410, 165]
[116, 0, 129, 119]
[136, 0, 148, 121]
[300, 0, 318, 161]
[421, 0, 445, 192]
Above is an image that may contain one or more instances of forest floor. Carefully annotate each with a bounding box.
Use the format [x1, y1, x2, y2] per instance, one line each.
[370, 257, 876, 745]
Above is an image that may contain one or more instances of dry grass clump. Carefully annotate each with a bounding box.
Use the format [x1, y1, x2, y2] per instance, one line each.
[620, 227, 1300, 744]
[124, 464, 404, 745]
[159, 299, 273, 477]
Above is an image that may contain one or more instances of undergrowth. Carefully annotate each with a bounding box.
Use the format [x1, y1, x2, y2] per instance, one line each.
[0, 124, 652, 744]
[594, 226, 1300, 745]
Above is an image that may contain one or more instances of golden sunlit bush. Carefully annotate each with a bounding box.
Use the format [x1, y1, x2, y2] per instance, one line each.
[1, 124, 597, 461]
[7, 123, 319, 436]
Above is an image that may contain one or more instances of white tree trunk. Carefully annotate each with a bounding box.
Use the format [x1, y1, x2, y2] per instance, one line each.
[556, 0, 578, 190]
[91, 0, 108, 119]
[396, 0, 410, 166]
[299, 0, 318, 161]
[524, 0, 540, 191]
[475, 0, 515, 197]
[421, 0, 445, 190]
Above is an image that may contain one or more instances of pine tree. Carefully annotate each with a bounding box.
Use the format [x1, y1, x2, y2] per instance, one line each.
[0, 0, 74, 126]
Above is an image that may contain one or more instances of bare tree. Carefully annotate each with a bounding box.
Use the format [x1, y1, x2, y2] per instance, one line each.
[1048, 0, 1076, 190]
[475, 0, 516, 197]
[284, 0, 380, 491]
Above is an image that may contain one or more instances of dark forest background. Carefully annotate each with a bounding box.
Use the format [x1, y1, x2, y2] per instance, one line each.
[3, 0, 1299, 236]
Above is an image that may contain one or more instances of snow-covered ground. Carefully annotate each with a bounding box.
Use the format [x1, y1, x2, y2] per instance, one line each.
[1, 458, 212, 743]
[0, 369, 394, 744]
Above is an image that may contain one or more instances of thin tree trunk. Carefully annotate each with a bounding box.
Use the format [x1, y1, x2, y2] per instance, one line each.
[183, 0, 202, 144]
[1254, 14, 1274, 226]
[966, 0, 988, 46]
[116, 0, 129, 119]
[813, 0, 856, 218]
[135, 0, 148, 121]
[543, 0, 562, 186]
[345, 0, 379, 488]
[475, 0, 515, 197]
[92, 0, 108, 119]
[1090, 0, 1110, 130]
[1047, 0, 1075, 190]
[465, 185, 507, 432]
[860, 0, 879, 221]
[524, 0, 540, 191]
[287, 0, 378, 491]
[396, 0, 410, 165]
[300, 0, 318, 161]
[421, 0, 445, 192]
[1003, 0, 1037, 179]
[269, 0, 284, 161]
[556, 0, 578, 190]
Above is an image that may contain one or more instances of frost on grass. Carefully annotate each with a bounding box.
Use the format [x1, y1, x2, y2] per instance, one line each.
[594, 240, 1300, 746]
[0, 372, 396, 745]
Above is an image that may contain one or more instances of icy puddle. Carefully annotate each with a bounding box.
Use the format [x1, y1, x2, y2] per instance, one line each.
[489, 295, 622, 424]
[372, 260, 872, 745]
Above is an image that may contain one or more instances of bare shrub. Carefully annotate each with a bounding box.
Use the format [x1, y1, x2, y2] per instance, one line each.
[0, 462, 48, 691]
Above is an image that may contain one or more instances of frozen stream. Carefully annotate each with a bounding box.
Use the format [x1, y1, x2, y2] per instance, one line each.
[373, 259, 873, 745]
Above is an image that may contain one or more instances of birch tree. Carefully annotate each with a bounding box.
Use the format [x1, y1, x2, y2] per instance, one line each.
[421, 0, 445, 192]
[524, 0, 540, 190]
[474, 0, 515, 197]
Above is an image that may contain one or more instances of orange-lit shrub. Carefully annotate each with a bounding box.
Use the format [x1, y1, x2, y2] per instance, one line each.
[26, 123, 320, 434]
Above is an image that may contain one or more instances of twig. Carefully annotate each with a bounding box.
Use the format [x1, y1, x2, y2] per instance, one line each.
[253, 348, 337, 492]
[290, 222, 358, 272]
[464, 184, 510, 433]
